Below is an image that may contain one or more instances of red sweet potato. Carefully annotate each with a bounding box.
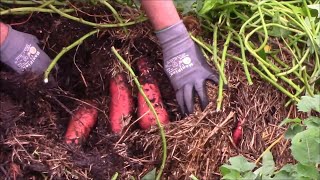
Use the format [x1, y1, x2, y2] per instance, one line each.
[65, 102, 98, 145]
[232, 120, 243, 145]
[137, 58, 170, 129]
[109, 72, 134, 133]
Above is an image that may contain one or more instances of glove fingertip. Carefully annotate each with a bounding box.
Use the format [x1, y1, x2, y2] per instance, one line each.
[200, 98, 209, 111]
[183, 84, 195, 115]
[176, 90, 187, 115]
[194, 82, 209, 111]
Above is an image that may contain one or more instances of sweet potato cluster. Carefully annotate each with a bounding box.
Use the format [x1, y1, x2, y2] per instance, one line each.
[64, 57, 169, 145]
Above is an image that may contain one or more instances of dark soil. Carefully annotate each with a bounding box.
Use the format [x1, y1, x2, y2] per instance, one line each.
[0, 3, 297, 180]
[0, 4, 178, 179]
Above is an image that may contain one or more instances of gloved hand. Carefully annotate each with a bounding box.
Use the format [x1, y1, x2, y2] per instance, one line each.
[156, 20, 219, 115]
[0, 24, 51, 74]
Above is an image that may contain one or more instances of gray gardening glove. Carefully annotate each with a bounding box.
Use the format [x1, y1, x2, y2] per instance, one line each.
[0, 24, 51, 74]
[156, 20, 219, 115]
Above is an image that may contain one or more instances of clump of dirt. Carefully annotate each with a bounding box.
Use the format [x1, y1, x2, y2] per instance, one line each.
[0, 3, 298, 180]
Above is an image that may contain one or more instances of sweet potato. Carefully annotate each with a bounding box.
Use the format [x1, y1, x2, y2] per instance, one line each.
[109, 72, 134, 133]
[137, 57, 170, 129]
[232, 120, 243, 145]
[64, 102, 98, 145]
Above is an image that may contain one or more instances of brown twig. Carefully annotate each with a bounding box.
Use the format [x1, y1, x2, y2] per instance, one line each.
[202, 111, 235, 146]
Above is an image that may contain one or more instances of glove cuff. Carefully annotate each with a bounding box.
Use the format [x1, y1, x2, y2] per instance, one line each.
[155, 20, 187, 35]
[155, 20, 192, 56]
[0, 24, 13, 62]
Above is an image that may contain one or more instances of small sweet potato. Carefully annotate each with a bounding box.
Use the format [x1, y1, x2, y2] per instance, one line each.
[109, 72, 134, 133]
[232, 121, 243, 145]
[64, 102, 98, 145]
[137, 57, 170, 129]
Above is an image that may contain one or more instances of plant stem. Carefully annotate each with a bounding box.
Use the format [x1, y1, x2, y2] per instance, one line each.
[214, 1, 256, 10]
[190, 34, 227, 84]
[0, 7, 73, 15]
[219, 31, 241, 48]
[228, 54, 299, 102]
[254, 4, 268, 52]
[243, 23, 306, 82]
[44, 29, 99, 82]
[48, 4, 147, 28]
[303, 0, 316, 34]
[111, 47, 167, 180]
[302, 67, 314, 96]
[111, 172, 119, 180]
[255, 135, 284, 164]
[239, 13, 260, 34]
[271, 54, 304, 83]
[216, 32, 232, 111]
[231, 29, 253, 85]
[0, 0, 66, 5]
[99, 0, 128, 34]
[277, 48, 310, 76]
[38, 0, 56, 8]
[285, 87, 305, 107]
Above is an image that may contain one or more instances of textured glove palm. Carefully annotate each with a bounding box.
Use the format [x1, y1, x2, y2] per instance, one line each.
[0, 25, 51, 74]
[156, 21, 219, 114]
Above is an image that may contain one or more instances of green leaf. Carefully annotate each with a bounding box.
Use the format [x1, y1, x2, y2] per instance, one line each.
[304, 17, 316, 31]
[220, 165, 230, 176]
[257, 48, 267, 60]
[304, 116, 320, 129]
[229, 156, 256, 172]
[297, 95, 320, 112]
[268, 27, 291, 38]
[279, 118, 302, 127]
[174, 0, 196, 14]
[273, 164, 296, 179]
[220, 168, 241, 180]
[307, 4, 320, 18]
[261, 151, 275, 175]
[195, 0, 204, 12]
[254, 150, 275, 176]
[220, 156, 256, 173]
[296, 163, 320, 179]
[220, 156, 256, 179]
[198, 0, 223, 15]
[314, 35, 320, 55]
[289, 5, 305, 16]
[141, 168, 156, 180]
[285, 124, 304, 139]
[279, 164, 296, 173]
[269, 12, 291, 38]
[315, 34, 320, 48]
[291, 128, 320, 165]
[304, 17, 319, 54]
[273, 171, 293, 179]
[242, 171, 257, 179]
[220, 164, 241, 173]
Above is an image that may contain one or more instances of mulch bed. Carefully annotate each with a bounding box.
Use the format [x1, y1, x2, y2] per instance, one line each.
[0, 3, 298, 180]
